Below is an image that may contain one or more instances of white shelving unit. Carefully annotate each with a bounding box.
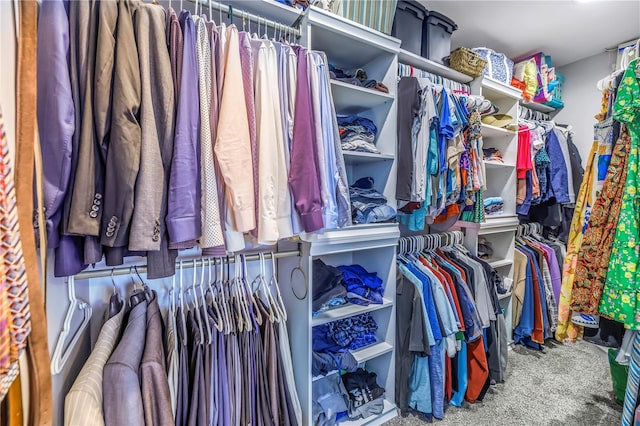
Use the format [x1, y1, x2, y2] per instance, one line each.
[275, 7, 402, 426]
[397, 48, 474, 83]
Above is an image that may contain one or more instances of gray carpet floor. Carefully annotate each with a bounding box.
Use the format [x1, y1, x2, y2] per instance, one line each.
[386, 340, 622, 426]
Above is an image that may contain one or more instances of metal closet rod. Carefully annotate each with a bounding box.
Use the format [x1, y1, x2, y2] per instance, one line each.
[187, 0, 303, 38]
[73, 249, 301, 280]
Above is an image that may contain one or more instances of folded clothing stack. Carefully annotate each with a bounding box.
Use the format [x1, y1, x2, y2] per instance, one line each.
[349, 177, 396, 224]
[312, 313, 378, 353]
[312, 367, 385, 425]
[342, 369, 386, 420]
[312, 351, 358, 377]
[313, 259, 348, 314]
[483, 147, 504, 163]
[337, 264, 384, 306]
[338, 115, 380, 154]
[484, 197, 504, 216]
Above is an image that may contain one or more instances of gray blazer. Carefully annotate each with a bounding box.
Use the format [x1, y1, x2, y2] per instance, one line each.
[103, 292, 147, 426]
[140, 290, 174, 426]
[100, 0, 141, 249]
[129, 3, 174, 252]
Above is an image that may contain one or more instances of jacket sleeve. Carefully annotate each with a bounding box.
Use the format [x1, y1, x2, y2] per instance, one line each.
[101, 0, 142, 248]
[288, 46, 323, 232]
[128, 5, 173, 252]
[213, 25, 255, 233]
[36, 0, 75, 248]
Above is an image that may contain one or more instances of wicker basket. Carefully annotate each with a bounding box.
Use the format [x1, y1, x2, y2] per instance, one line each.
[449, 47, 487, 77]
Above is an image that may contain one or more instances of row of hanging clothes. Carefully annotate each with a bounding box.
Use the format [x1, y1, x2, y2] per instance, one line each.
[555, 53, 637, 346]
[38, 0, 350, 280]
[64, 253, 301, 426]
[395, 232, 509, 420]
[515, 107, 584, 242]
[512, 223, 564, 350]
[396, 65, 486, 233]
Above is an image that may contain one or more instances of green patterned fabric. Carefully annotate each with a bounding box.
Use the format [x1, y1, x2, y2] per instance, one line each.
[336, 0, 398, 35]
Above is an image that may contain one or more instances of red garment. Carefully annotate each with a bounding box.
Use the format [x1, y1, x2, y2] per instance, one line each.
[465, 336, 489, 403]
[517, 126, 533, 179]
[421, 257, 465, 331]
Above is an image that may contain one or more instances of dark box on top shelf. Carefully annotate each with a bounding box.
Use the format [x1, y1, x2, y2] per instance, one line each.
[391, 1, 457, 64]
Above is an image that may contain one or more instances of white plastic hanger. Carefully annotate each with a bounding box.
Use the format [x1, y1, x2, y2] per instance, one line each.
[191, 260, 206, 346]
[178, 261, 188, 345]
[50, 276, 92, 375]
[205, 258, 224, 333]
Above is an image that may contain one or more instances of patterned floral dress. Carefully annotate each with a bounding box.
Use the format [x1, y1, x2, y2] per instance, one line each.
[599, 59, 640, 329]
[571, 127, 630, 314]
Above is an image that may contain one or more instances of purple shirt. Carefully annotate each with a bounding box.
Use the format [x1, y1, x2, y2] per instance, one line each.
[289, 46, 323, 232]
[167, 10, 201, 249]
[37, 0, 75, 249]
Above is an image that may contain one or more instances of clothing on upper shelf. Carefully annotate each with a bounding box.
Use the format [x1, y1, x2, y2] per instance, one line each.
[349, 177, 397, 224]
[338, 115, 380, 153]
[396, 77, 484, 230]
[38, 3, 351, 279]
[395, 240, 508, 420]
[483, 197, 504, 216]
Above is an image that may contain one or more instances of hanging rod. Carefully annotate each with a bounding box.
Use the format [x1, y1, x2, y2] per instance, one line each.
[187, 0, 303, 38]
[73, 249, 301, 280]
[398, 62, 471, 93]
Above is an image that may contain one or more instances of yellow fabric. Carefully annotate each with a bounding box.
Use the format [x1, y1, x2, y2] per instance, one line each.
[524, 60, 538, 101]
[6, 371, 22, 426]
[555, 141, 598, 342]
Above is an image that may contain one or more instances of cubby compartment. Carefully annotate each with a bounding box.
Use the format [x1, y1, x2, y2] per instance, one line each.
[482, 165, 517, 218]
[478, 229, 516, 263]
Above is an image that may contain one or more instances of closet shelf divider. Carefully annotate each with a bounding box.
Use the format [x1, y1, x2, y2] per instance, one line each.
[481, 123, 517, 139]
[311, 297, 393, 326]
[483, 160, 515, 170]
[331, 80, 394, 109]
[342, 151, 395, 164]
[351, 341, 393, 364]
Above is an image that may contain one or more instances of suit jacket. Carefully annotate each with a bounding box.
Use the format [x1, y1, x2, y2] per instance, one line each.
[129, 3, 174, 252]
[66, 0, 112, 238]
[146, 6, 181, 279]
[103, 292, 147, 426]
[37, 0, 75, 249]
[140, 290, 174, 426]
[64, 303, 125, 426]
[101, 0, 141, 248]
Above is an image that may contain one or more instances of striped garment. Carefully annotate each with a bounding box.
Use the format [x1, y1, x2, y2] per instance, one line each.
[332, 0, 398, 35]
[622, 332, 640, 426]
[0, 106, 31, 401]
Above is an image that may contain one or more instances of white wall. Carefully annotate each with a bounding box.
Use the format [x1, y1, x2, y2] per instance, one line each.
[0, 2, 17, 162]
[555, 51, 617, 165]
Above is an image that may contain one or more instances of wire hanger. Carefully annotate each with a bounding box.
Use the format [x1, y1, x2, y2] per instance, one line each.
[50, 276, 93, 375]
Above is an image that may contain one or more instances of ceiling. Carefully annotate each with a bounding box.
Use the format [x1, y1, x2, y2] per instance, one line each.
[419, 0, 640, 67]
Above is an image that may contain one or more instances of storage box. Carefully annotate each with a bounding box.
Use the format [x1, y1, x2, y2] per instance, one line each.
[391, 0, 428, 55]
[424, 11, 457, 64]
[392, 3, 456, 63]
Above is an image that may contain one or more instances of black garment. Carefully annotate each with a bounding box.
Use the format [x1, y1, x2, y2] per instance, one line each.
[396, 77, 420, 201]
[312, 259, 346, 312]
[395, 268, 429, 414]
[342, 368, 385, 408]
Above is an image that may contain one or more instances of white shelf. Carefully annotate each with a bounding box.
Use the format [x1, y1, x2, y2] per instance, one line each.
[331, 80, 394, 114]
[481, 77, 522, 101]
[483, 160, 515, 169]
[481, 123, 517, 139]
[520, 100, 556, 113]
[308, 6, 400, 68]
[352, 341, 394, 364]
[312, 298, 393, 326]
[398, 48, 474, 83]
[498, 292, 512, 301]
[342, 151, 394, 164]
[479, 216, 519, 233]
[337, 399, 397, 425]
[488, 258, 513, 268]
